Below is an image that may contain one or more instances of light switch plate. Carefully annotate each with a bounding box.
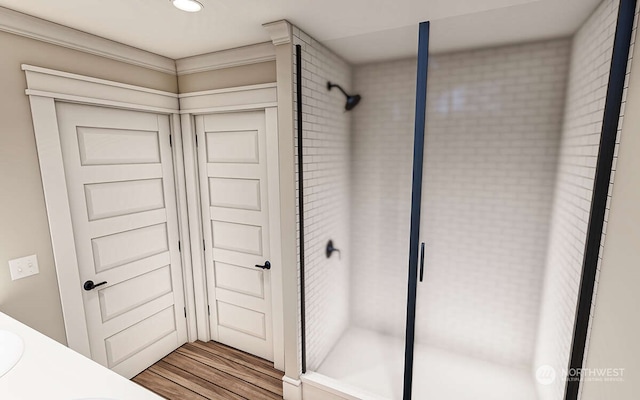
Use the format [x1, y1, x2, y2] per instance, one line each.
[8, 255, 39, 281]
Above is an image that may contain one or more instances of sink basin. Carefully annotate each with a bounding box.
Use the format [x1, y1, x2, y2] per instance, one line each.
[0, 330, 24, 378]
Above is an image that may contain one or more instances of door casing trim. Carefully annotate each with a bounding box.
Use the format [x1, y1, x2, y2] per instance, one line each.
[23, 65, 195, 356]
[178, 85, 285, 371]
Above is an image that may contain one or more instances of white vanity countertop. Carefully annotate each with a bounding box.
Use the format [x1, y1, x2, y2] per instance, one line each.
[0, 312, 163, 400]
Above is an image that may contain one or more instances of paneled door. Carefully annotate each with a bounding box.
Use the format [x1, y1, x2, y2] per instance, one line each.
[56, 102, 187, 378]
[195, 111, 274, 361]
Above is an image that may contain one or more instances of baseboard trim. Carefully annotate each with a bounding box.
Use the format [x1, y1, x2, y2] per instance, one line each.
[283, 376, 302, 400]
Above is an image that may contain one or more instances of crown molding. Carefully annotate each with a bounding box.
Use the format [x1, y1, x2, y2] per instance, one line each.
[263, 20, 292, 45]
[175, 42, 276, 76]
[0, 6, 176, 75]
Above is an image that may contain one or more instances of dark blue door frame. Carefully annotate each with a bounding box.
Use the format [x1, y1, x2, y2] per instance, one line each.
[402, 20, 430, 400]
[295, 44, 308, 374]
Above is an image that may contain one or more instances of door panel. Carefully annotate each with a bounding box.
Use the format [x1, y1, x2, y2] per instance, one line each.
[196, 111, 274, 361]
[206, 130, 260, 163]
[56, 102, 187, 378]
[84, 178, 165, 220]
[91, 223, 169, 272]
[212, 220, 263, 254]
[98, 265, 173, 321]
[215, 262, 264, 298]
[217, 301, 266, 338]
[209, 177, 262, 210]
[76, 126, 161, 165]
[105, 306, 176, 368]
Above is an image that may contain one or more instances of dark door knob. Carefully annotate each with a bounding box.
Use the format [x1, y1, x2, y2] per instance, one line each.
[84, 280, 107, 291]
[255, 261, 271, 270]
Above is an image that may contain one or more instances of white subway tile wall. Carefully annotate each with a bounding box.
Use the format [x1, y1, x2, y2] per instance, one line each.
[350, 39, 571, 369]
[349, 57, 417, 343]
[535, 1, 638, 399]
[292, 26, 353, 372]
[420, 40, 571, 367]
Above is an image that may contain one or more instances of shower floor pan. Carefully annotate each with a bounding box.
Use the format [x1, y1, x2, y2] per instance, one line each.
[302, 327, 537, 400]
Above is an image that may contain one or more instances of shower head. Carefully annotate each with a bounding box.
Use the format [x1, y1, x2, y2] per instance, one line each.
[345, 94, 362, 111]
[327, 81, 361, 111]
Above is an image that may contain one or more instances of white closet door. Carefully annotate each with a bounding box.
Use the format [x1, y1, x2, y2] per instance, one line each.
[196, 111, 274, 361]
[56, 102, 187, 378]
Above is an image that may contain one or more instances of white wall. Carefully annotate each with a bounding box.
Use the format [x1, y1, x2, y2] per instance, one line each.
[292, 26, 353, 372]
[350, 39, 571, 368]
[534, 1, 633, 399]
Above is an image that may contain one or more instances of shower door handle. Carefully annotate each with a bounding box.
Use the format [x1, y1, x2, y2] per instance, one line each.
[419, 242, 425, 282]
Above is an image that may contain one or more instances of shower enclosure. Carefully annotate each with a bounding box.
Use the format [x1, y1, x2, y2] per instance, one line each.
[294, 0, 636, 399]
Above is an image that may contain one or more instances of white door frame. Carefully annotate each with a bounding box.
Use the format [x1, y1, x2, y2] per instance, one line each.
[178, 83, 285, 370]
[22, 65, 197, 356]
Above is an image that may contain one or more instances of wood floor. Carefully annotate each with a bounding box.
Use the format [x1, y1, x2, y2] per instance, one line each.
[133, 341, 284, 400]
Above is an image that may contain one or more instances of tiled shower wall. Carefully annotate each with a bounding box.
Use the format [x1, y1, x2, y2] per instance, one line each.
[292, 26, 353, 372]
[349, 58, 416, 337]
[350, 39, 571, 368]
[535, 1, 637, 399]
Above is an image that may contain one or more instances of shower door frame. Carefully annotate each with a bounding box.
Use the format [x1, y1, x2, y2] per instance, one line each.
[401, 20, 430, 400]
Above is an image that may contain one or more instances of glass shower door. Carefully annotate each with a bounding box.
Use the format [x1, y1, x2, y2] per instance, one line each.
[404, 1, 629, 398]
[405, 13, 550, 399]
[296, 22, 422, 399]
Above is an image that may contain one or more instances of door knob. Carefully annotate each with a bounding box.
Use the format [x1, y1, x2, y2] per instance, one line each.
[255, 261, 271, 270]
[83, 280, 107, 291]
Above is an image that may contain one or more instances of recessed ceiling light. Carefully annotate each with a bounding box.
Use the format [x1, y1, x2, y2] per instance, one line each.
[172, 0, 204, 12]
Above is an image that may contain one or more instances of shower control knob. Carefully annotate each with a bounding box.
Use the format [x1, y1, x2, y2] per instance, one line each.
[255, 261, 271, 270]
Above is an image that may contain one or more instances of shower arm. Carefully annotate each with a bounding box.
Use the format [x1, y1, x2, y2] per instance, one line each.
[327, 82, 350, 97]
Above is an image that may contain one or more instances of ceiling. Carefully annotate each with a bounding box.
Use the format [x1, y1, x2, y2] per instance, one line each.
[327, 0, 602, 64]
[0, 0, 601, 63]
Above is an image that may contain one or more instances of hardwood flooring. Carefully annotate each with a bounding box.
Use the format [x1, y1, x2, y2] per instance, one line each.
[133, 341, 284, 400]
